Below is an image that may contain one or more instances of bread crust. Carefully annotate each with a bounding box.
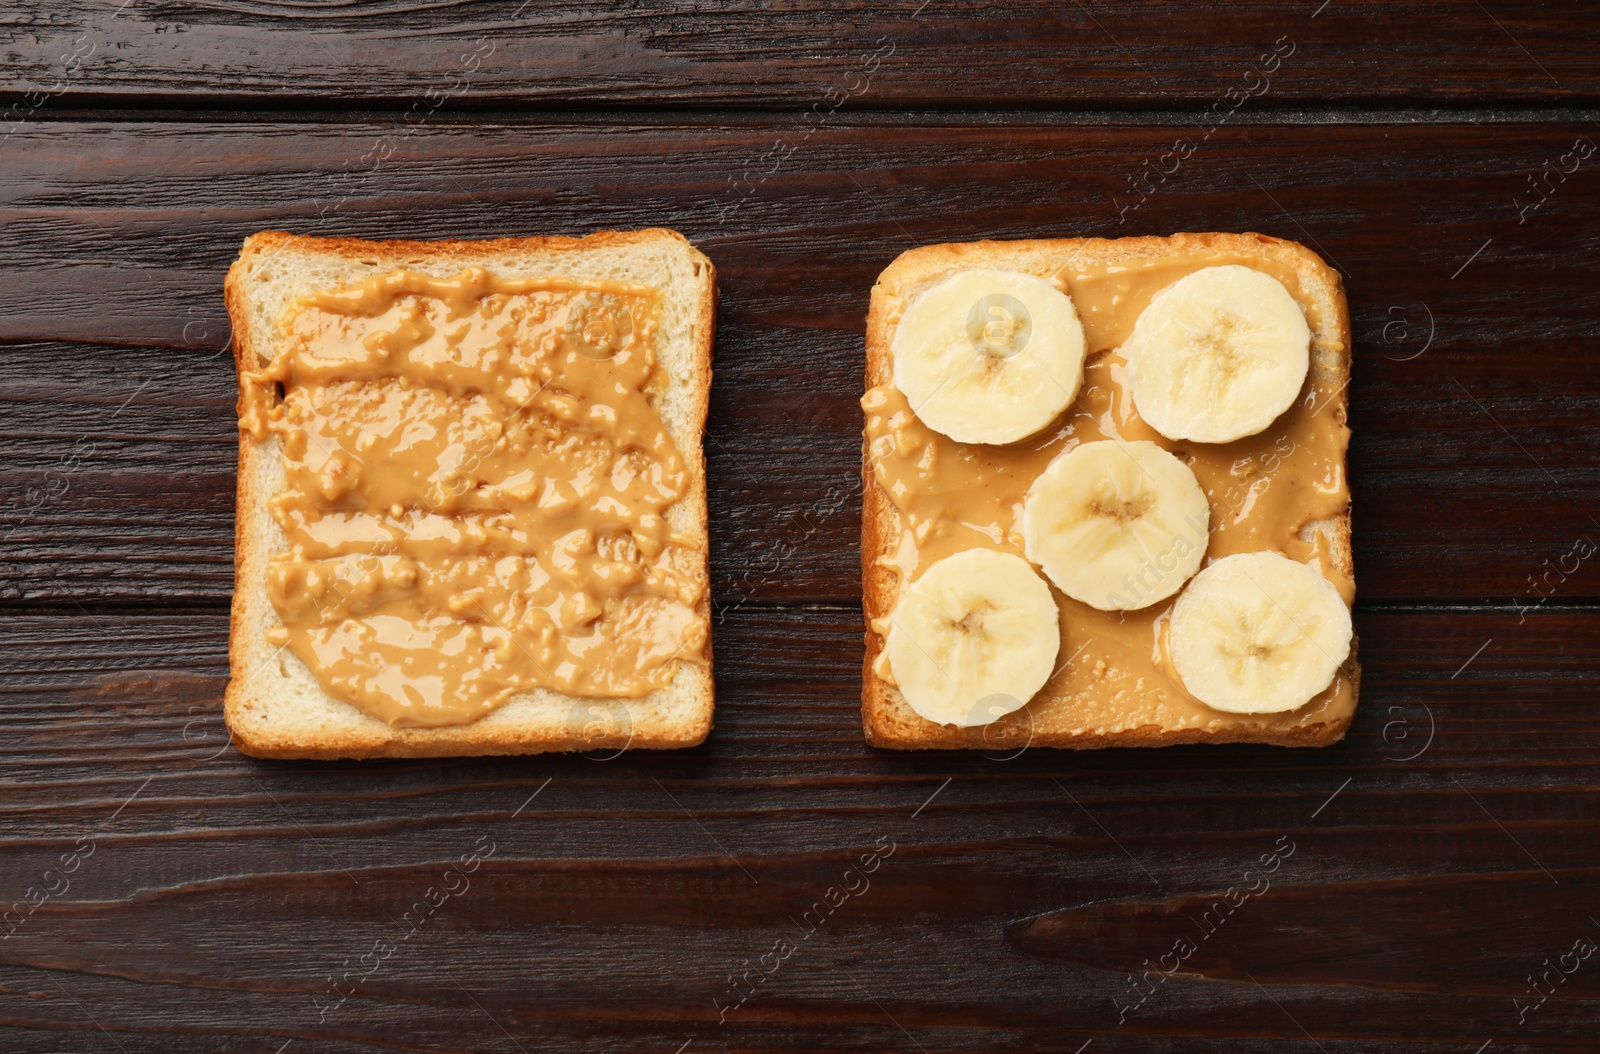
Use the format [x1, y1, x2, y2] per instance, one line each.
[224, 229, 716, 759]
[860, 232, 1357, 750]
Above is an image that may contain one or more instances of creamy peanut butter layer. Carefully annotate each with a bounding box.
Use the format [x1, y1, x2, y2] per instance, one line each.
[863, 249, 1354, 736]
[240, 268, 707, 728]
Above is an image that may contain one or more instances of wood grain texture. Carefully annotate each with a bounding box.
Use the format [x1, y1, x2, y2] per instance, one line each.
[3, 119, 1600, 603]
[0, 607, 1596, 1051]
[1, 1, 1597, 109]
[3, 17, 1600, 1047]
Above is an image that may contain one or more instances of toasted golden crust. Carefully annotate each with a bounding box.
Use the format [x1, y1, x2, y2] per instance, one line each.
[224, 229, 716, 760]
[861, 232, 1357, 750]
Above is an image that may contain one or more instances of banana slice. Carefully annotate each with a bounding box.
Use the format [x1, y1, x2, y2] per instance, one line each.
[1126, 265, 1310, 443]
[885, 548, 1060, 727]
[1169, 551, 1352, 714]
[892, 268, 1087, 445]
[1022, 439, 1210, 611]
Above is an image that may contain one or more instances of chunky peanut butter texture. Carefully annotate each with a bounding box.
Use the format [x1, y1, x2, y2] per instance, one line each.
[240, 268, 708, 728]
[864, 250, 1354, 734]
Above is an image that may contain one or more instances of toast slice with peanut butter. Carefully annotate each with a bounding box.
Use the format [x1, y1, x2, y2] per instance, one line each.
[860, 233, 1357, 750]
[225, 229, 715, 759]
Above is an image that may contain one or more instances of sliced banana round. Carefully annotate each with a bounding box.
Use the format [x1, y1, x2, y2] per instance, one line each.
[892, 268, 1086, 446]
[885, 548, 1060, 727]
[1022, 439, 1210, 612]
[1126, 265, 1310, 444]
[1169, 551, 1352, 714]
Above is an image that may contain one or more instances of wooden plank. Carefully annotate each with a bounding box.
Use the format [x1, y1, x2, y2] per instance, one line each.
[3, 119, 1600, 603]
[9, 607, 1599, 773]
[3, 7, 1596, 1051]
[1, 1, 1597, 110]
[0, 607, 1595, 1051]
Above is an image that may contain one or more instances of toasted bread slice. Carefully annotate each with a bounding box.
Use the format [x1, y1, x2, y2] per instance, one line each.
[225, 229, 715, 759]
[861, 232, 1357, 750]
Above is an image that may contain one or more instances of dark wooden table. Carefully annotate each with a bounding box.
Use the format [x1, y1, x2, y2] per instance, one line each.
[3, 3, 1599, 1050]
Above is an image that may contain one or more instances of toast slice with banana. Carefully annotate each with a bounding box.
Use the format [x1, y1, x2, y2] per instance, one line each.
[860, 232, 1357, 750]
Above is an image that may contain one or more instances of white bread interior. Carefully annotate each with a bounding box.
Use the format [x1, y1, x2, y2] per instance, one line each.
[224, 229, 715, 760]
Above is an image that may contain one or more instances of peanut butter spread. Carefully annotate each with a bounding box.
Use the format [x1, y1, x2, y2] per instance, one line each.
[864, 251, 1354, 732]
[240, 268, 707, 728]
